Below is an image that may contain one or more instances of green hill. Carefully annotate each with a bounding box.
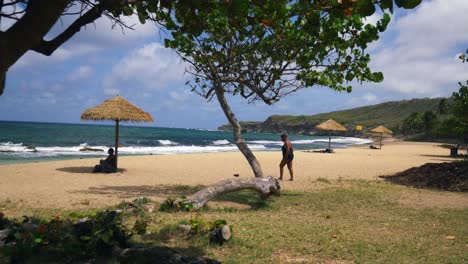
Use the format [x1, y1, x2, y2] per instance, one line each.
[218, 97, 450, 135]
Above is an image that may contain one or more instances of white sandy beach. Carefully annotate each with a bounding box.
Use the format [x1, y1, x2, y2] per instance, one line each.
[0, 141, 464, 211]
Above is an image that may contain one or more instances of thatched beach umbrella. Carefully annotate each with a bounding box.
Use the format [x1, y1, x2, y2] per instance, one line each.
[315, 119, 348, 151]
[370, 125, 393, 149]
[81, 95, 154, 169]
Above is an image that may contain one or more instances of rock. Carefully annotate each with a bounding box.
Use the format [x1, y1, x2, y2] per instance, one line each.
[79, 147, 104, 152]
[177, 224, 192, 235]
[446, 236, 456, 240]
[23, 144, 36, 150]
[209, 225, 231, 245]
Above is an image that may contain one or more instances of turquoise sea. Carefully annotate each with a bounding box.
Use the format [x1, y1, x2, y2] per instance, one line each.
[0, 121, 371, 164]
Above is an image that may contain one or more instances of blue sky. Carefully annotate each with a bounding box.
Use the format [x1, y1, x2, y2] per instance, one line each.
[0, 0, 467, 129]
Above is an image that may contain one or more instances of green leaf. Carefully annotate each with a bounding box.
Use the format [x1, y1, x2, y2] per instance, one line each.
[34, 238, 42, 243]
[377, 13, 391, 32]
[138, 12, 146, 24]
[380, 0, 394, 13]
[123, 6, 133, 16]
[101, 231, 112, 244]
[372, 72, 384, 82]
[80, 235, 92, 241]
[69, 212, 78, 218]
[395, 0, 422, 9]
[356, 0, 376, 17]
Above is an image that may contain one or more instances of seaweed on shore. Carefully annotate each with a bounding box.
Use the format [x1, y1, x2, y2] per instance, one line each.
[380, 161, 468, 192]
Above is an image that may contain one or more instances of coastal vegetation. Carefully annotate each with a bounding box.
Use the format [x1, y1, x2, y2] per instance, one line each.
[1, 177, 467, 263]
[219, 91, 467, 149]
[219, 97, 449, 134]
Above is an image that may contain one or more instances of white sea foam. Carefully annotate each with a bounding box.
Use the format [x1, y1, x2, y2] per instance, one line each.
[0, 142, 268, 157]
[246, 140, 283, 145]
[212, 139, 230, 145]
[247, 137, 373, 145]
[158, 140, 178, 146]
[0, 142, 34, 152]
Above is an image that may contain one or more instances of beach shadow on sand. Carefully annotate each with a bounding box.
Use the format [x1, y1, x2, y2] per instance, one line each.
[73, 184, 288, 209]
[134, 238, 209, 259]
[73, 184, 205, 199]
[56, 166, 127, 174]
[418, 154, 465, 162]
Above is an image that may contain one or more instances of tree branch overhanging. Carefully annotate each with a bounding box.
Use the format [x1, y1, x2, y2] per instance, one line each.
[31, 3, 102, 56]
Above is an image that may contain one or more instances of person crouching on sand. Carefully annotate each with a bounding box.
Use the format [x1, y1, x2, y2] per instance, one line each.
[93, 148, 117, 173]
[279, 133, 294, 181]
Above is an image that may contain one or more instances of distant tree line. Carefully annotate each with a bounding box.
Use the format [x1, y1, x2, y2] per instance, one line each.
[399, 84, 468, 146]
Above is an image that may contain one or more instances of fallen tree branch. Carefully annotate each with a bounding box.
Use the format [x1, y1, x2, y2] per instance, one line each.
[183, 176, 281, 210]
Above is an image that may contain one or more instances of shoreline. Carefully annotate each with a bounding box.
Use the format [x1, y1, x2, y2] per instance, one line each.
[0, 141, 464, 212]
[0, 138, 372, 166]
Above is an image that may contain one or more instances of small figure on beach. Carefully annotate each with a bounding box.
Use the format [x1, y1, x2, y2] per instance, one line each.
[369, 145, 379, 149]
[93, 148, 117, 173]
[279, 133, 294, 181]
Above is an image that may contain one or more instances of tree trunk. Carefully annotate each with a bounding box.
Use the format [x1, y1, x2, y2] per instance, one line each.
[213, 84, 264, 178]
[185, 176, 281, 210]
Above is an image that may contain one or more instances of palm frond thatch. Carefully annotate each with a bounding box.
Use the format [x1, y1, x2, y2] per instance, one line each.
[81, 96, 154, 122]
[81, 95, 154, 170]
[370, 125, 393, 134]
[315, 119, 347, 132]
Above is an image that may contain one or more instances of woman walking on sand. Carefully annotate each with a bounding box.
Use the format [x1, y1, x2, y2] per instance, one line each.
[279, 133, 294, 181]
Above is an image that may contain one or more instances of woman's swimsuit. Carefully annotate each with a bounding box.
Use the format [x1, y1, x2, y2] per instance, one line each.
[282, 144, 294, 161]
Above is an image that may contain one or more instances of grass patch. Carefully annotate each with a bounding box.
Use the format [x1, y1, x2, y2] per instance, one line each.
[2, 180, 467, 263]
[316, 177, 332, 184]
[140, 181, 468, 263]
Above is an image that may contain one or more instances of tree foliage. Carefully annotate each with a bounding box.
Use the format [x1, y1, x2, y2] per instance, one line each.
[438, 98, 449, 115]
[444, 81, 468, 139]
[422, 110, 438, 137]
[401, 112, 423, 135]
[134, 0, 422, 177]
[152, 0, 397, 104]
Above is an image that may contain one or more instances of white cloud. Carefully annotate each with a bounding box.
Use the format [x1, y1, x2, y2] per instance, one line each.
[365, 0, 468, 96]
[103, 42, 186, 94]
[9, 7, 158, 70]
[63, 14, 157, 46]
[346, 92, 379, 107]
[66, 66, 93, 81]
[363, 92, 377, 102]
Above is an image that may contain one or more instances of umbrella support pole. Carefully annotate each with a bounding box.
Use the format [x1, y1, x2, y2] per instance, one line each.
[328, 131, 331, 152]
[379, 133, 382, 150]
[115, 120, 119, 169]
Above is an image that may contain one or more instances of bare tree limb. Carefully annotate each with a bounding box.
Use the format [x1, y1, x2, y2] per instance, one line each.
[32, 3, 103, 56]
[185, 176, 281, 210]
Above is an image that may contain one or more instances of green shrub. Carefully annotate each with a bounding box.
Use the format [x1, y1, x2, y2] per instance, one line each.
[160, 197, 193, 212]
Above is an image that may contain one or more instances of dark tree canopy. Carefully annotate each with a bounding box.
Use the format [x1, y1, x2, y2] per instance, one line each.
[150, 0, 426, 104]
[0, 0, 140, 96]
[0, 0, 422, 97]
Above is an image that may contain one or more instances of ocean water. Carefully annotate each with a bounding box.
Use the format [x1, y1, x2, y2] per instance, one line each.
[0, 121, 372, 164]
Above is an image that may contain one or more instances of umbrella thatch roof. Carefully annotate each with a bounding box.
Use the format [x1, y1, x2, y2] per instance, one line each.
[370, 125, 393, 134]
[81, 95, 154, 122]
[315, 119, 347, 132]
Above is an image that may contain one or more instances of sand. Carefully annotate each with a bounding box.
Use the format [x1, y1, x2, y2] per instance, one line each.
[0, 141, 463, 210]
